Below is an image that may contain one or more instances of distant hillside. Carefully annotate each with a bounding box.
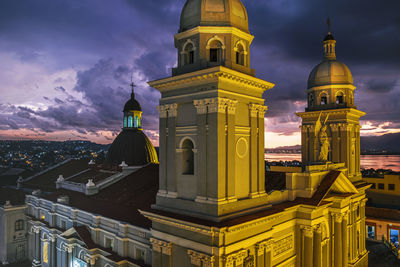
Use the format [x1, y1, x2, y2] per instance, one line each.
[361, 133, 400, 153]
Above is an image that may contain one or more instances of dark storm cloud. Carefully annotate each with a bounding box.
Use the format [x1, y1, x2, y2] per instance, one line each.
[365, 79, 398, 94]
[0, 0, 399, 140]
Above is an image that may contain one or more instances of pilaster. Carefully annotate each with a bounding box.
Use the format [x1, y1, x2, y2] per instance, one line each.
[187, 250, 215, 267]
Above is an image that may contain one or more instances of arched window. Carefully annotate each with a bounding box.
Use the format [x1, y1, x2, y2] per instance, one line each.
[182, 139, 194, 175]
[15, 219, 24, 231]
[209, 40, 223, 62]
[124, 116, 128, 128]
[308, 93, 314, 107]
[128, 116, 133, 128]
[184, 43, 195, 65]
[320, 93, 328, 105]
[235, 43, 245, 66]
[336, 91, 344, 104]
[134, 116, 140, 128]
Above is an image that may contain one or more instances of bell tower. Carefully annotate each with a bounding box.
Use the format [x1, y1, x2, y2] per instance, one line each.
[148, 0, 274, 221]
[297, 20, 365, 181]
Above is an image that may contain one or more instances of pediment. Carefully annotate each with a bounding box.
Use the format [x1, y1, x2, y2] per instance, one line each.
[329, 172, 359, 194]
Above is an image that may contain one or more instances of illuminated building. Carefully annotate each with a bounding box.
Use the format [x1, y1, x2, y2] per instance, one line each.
[4, 1, 372, 266]
[23, 90, 158, 267]
[142, 1, 369, 266]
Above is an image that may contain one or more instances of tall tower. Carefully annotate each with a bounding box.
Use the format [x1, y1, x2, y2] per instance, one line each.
[148, 0, 274, 221]
[297, 21, 365, 181]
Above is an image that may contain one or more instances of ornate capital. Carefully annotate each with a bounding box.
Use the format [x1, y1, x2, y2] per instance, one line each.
[300, 225, 314, 238]
[227, 99, 238, 115]
[225, 250, 248, 267]
[193, 99, 208, 115]
[330, 123, 339, 131]
[249, 104, 259, 117]
[206, 97, 229, 113]
[187, 250, 214, 267]
[166, 104, 178, 117]
[157, 105, 168, 118]
[313, 224, 322, 234]
[333, 213, 344, 223]
[150, 238, 172, 255]
[256, 238, 273, 256]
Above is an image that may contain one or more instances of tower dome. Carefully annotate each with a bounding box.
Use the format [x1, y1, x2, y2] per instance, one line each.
[308, 60, 353, 89]
[307, 31, 353, 89]
[179, 0, 249, 33]
[105, 83, 158, 166]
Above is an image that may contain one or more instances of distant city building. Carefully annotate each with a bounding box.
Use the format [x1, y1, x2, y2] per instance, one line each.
[1, 1, 372, 267]
[0, 188, 27, 265]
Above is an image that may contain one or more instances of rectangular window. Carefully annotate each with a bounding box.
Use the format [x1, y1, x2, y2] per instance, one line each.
[15, 220, 24, 231]
[389, 184, 395, 191]
[378, 183, 385, 190]
[61, 220, 66, 229]
[321, 96, 327, 105]
[43, 241, 48, 263]
[135, 248, 145, 260]
[189, 51, 194, 64]
[367, 225, 375, 239]
[210, 49, 219, 62]
[105, 237, 113, 249]
[370, 183, 376, 189]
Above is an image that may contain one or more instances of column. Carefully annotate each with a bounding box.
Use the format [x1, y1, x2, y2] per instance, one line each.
[313, 225, 322, 267]
[207, 98, 228, 202]
[342, 213, 348, 266]
[301, 226, 314, 267]
[194, 100, 208, 202]
[257, 105, 268, 195]
[166, 104, 178, 198]
[334, 214, 343, 267]
[50, 235, 57, 267]
[249, 104, 259, 198]
[330, 124, 339, 163]
[226, 99, 238, 201]
[256, 239, 273, 267]
[32, 227, 41, 267]
[157, 105, 168, 197]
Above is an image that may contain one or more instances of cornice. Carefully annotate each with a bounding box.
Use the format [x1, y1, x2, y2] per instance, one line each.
[297, 108, 366, 118]
[175, 26, 254, 42]
[148, 66, 274, 93]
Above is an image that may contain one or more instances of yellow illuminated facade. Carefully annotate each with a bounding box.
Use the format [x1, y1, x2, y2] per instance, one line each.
[142, 1, 369, 266]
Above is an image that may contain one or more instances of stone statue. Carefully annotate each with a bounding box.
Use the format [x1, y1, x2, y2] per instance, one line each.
[315, 113, 330, 162]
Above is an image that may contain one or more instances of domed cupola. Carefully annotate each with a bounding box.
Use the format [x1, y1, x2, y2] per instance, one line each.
[179, 0, 249, 33]
[105, 82, 158, 166]
[173, 0, 255, 76]
[306, 18, 356, 111]
[123, 82, 142, 129]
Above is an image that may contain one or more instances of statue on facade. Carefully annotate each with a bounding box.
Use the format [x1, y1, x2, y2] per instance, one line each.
[315, 113, 330, 162]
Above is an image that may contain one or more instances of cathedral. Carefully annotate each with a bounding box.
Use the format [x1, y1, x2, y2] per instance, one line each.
[143, 0, 369, 266]
[0, 0, 370, 266]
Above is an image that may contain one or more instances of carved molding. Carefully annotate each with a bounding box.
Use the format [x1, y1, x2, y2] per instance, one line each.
[207, 97, 229, 113]
[300, 225, 314, 238]
[193, 99, 208, 115]
[227, 99, 238, 115]
[150, 238, 172, 255]
[224, 249, 248, 267]
[157, 105, 168, 118]
[256, 238, 274, 256]
[187, 250, 215, 267]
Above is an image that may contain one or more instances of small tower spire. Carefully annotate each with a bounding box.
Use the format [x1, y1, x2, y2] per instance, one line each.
[323, 17, 336, 60]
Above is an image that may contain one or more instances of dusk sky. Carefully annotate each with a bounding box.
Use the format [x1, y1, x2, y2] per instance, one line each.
[0, 0, 399, 148]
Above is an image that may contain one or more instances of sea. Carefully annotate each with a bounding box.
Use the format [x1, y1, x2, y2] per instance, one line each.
[265, 153, 400, 172]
